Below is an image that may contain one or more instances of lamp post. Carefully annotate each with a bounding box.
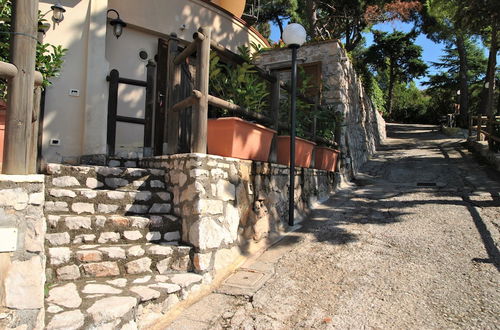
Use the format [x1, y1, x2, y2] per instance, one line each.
[282, 23, 306, 227]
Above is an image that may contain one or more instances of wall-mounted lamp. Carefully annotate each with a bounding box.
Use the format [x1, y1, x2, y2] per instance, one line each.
[51, 2, 66, 24]
[107, 9, 127, 39]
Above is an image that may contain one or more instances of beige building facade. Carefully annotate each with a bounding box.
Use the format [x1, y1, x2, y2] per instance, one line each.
[38, 0, 267, 164]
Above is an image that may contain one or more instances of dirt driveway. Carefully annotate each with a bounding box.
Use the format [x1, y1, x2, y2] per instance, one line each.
[166, 124, 500, 329]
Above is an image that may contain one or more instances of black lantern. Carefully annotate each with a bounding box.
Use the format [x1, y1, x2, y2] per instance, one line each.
[107, 9, 127, 39]
[51, 2, 66, 24]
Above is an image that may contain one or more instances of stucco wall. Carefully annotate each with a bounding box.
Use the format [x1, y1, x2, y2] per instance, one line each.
[39, 0, 268, 164]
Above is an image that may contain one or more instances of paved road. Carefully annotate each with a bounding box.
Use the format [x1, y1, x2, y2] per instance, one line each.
[165, 124, 500, 329]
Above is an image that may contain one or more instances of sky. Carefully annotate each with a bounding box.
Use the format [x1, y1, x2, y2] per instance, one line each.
[269, 20, 492, 89]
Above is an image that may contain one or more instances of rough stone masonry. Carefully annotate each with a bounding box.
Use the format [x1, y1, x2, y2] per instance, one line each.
[0, 175, 46, 329]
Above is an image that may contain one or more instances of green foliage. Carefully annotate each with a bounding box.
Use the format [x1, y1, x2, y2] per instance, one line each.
[279, 67, 315, 138]
[209, 49, 269, 115]
[0, 0, 67, 99]
[365, 30, 427, 115]
[422, 39, 488, 120]
[349, 41, 386, 114]
[315, 104, 344, 142]
[391, 81, 430, 123]
[256, 0, 299, 39]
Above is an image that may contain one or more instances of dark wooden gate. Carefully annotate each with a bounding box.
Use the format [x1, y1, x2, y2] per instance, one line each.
[106, 62, 155, 157]
[155, 36, 195, 155]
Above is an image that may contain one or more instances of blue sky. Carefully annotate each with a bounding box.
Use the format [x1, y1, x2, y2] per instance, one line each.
[270, 20, 493, 89]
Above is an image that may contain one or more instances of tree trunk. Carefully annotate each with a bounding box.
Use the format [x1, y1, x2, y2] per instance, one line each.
[456, 34, 469, 127]
[485, 21, 497, 149]
[276, 17, 284, 40]
[305, 0, 317, 39]
[387, 63, 396, 117]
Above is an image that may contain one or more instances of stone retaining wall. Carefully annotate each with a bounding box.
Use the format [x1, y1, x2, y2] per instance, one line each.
[141, 153, 337, 275]
[255, 40, 386, 183]
[0, 175, 46, 330]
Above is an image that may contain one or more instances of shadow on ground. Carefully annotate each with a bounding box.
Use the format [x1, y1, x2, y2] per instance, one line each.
[269, 124, 500, 271]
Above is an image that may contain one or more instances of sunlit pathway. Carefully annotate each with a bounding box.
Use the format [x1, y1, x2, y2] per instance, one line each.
[162, 123, 500, 329]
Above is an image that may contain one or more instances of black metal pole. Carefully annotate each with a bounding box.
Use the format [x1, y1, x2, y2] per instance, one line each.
[289, 45, 299, 227]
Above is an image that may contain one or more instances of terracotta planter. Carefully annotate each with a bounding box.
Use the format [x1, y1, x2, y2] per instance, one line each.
[208, 117, 276, 161]
[276, 136, 316, 168]
[211, 0, 246, 18]
[314, 146, 340, 172]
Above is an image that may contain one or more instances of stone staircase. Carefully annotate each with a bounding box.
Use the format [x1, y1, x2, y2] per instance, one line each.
[43, 163, 206, 330]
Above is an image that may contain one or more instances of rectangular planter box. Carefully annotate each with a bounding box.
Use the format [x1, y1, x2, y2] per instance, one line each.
[314, 146, 340, 172]
[208, 117, 276, 161]
[276, 136, 316, 168]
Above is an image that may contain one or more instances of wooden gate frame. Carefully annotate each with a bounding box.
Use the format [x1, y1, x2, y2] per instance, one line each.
[106, 61, 156, 157]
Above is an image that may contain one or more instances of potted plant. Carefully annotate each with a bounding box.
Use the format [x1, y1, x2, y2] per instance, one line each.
[207, 49, 276, 161]
[314, 106, 342, 172]
[276, 68, 317, 168]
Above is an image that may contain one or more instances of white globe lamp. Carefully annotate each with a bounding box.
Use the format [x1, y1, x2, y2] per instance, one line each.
[282, 23, 307, 47]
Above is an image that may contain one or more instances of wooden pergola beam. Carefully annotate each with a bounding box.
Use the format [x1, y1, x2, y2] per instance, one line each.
[3, 0, 39, 174]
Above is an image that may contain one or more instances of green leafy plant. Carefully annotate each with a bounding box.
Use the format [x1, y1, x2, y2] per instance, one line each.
[279, 67, 315, 138]
[0, 0, 67, 100]
[209, 48, 269, 115]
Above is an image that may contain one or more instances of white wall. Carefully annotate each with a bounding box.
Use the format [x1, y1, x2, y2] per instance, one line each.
[39, 0, 268, 163]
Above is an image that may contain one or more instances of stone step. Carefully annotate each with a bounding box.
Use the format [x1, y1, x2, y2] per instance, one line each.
[47, 243, 194, 283]
[45, 187, 173, 216]
[46, 214, 181, 245]
[45, 163, 167, 191]
[45, 271, 206, 329]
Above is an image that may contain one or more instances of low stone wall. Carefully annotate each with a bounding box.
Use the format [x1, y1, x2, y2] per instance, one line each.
[0, 175, 46, 329]
[140, 153, 337, 274]
[467, 140, 500, 172]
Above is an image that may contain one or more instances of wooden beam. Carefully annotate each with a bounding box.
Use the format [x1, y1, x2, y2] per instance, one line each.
[106, 69, 119, 156]
[191, 26, 211, 153]
[166, 37, 182, 155]
[207, 94, 277, 126]
[144, 60, 155, 157]
[173, 33, 205, 66]
[28, 86, 41, 173]
[0, 61, 18, 79]
[3, 0, 39, 174]
[172, 93, 201, 112]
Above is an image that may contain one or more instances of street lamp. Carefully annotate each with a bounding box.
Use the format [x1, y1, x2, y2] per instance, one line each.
[50, 2, 66, 24]
[107, 9, 127, 39]
[282, 23, 307, 227]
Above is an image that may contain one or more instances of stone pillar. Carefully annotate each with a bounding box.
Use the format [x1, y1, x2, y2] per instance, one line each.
[0, 174, 46, 329]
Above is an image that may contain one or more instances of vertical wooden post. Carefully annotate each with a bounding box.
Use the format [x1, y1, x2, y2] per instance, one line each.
[191, 26, 211, 154]
[468, 115, 473, 138]
[27, 86, 41, 173]
[106, 69, 119, 156]
[155, 38, 168, 155]
[3, 0, 39, 174]
[477, 116, 482, 141]
[269, 70, 280, 163]
[166, 37, 181, 155]
[144, 60, 156, 157]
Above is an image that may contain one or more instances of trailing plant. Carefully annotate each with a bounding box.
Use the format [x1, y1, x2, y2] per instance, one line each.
[0, 0, 67, 100]
[209, 46, 269, 116]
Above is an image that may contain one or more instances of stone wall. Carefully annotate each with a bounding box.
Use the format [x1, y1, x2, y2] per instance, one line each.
[255, 40, 386, 182]
[141, 153, 337, 274]
[0, 175, 46, 329]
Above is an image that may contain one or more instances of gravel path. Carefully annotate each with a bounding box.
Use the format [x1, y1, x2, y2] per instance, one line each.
[168, 124, 500, 330]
